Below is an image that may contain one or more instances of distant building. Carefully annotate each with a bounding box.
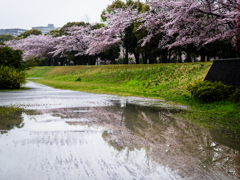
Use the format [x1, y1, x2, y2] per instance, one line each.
[0, 28, 27, 37]
[0, 24, 60, 37]
[32, 24, 59, 34]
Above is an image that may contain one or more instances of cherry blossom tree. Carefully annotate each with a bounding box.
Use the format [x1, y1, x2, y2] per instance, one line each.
[138, 0, 240, 49]
[6, 35, 59, 60]
[87, 7, 138, 56]
[7, 0, 239, 65]
[51, 25, 92, 57]
[236, 12, 240, 51]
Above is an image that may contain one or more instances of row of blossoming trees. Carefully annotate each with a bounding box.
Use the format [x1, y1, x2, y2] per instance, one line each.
[6, 0, 240, 65]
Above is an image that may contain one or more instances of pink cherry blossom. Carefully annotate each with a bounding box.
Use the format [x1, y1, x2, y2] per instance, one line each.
[6, 35, 59, 60]
[138, 0, 239, 48]
[87, 7, 137, 55]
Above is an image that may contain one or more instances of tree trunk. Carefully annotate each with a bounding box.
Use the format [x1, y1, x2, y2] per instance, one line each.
[134, 53, 139, 64]
[93, 56, 97, 65]
[124, 47, 128, 64]
[186, 51, 191, 62]
[162, 53, 167, 63]
[111, 53, 115, 64]
[167, 51, 171, 63]
[143, 53, 147, 64]
[53, 58, 57, 66]
[48, 58, 52, 66]
[178, 49, 182, 63]
[74, 58, 77, 65]
[149, 54, 154, 64]
[154, 55, 157, 63]
[207, 54, 210, 61]
[201, 54, 205, 62]
[87, 55, 91, 65]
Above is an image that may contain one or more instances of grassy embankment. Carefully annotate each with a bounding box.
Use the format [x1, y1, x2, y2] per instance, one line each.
[28, 63, 240, 135]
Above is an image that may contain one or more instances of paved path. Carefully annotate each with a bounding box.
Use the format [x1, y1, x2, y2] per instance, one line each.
[0, 81, 238, 180]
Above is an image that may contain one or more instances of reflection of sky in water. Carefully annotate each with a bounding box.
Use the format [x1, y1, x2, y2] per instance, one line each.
[0, 81, 239, 180]
[0, 111, 178, 180]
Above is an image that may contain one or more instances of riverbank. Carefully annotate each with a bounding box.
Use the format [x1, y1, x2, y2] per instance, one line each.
[28, 63, 240, 136]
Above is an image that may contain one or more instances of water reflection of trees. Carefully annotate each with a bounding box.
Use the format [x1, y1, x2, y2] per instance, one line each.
[0, 106, 38, 134]
[0, 106, 25, 134]
[44, 103, 240, 179]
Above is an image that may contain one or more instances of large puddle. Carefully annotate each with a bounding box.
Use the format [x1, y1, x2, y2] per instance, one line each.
[0, 81, 239, 180]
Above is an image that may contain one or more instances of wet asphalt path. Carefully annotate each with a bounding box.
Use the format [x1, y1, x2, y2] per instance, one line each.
[0, 81, 239, 180]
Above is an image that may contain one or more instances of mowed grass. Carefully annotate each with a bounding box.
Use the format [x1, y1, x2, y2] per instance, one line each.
[28, 63, 240, 137]
[28, 63, 211, 99]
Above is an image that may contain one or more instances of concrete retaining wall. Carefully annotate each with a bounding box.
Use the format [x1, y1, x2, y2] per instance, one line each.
[204, 58, 240, 89]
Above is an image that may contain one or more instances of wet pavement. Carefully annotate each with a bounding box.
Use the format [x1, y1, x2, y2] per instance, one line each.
[0, 81, 239, 180]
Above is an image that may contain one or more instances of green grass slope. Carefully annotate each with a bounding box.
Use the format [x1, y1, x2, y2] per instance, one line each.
[28, 63, 211, 99]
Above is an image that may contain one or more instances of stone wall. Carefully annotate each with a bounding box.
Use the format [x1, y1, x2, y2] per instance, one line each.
[204, 59, 240, 89]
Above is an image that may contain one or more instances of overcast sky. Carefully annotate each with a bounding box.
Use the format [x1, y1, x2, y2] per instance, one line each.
[0, 0, 113, 29]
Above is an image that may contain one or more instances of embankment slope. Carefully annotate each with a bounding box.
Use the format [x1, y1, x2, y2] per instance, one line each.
[28, 63, 211, 101]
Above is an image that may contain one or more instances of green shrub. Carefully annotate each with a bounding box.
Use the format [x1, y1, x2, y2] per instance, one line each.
[186, 80, 231, 102]
[229, 88, 240, 103]
[76, 77, 81, 82]
[17, 29, 42, 39]
[0, 46, 24, 70]
[0, 66, 26, 89]
[0, 46, 39, 71]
